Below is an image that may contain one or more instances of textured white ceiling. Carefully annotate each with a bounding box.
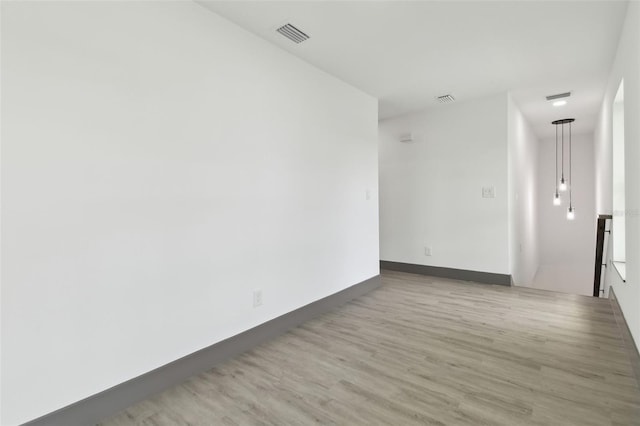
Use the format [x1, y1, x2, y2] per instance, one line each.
[197, 0, 628, 139]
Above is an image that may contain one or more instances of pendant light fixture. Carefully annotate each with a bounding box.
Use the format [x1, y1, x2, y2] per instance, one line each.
[552, 118, 576, 219]
[559, 121, 567, 191]
[553, 123, 561, 206]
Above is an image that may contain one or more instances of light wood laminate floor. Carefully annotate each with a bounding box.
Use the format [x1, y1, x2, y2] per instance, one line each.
[101, 270, 640, 425]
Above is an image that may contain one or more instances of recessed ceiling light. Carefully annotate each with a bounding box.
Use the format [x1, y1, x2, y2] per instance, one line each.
[553, 100, 567, 107]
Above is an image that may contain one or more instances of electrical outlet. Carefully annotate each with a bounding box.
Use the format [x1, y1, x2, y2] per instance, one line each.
[482, 186, 496, 198]
[424, 246, 432, 256]
[253, 289, 263, 308]
[366, 189, 371, 200]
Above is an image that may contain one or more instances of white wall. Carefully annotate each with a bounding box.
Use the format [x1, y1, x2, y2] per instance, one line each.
[0, 2, 379, 424]
[379, 94, 509, 275]
[595, 93, 613, 217]
[507, 96, 539, 286]
[534, 134, 595, 296]
[612, 83, 626, 261]
[594, 1, 640, 345]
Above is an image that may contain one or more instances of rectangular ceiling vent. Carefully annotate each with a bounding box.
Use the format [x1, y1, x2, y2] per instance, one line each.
[436, 94, 455, 104]
[546, 92, 571, 101]
[276, 23, 310, 44]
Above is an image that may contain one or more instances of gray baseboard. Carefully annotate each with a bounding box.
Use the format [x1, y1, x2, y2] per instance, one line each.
[22, 275, 381, 426]
[380, 260, 511, 286]
[609, 287, 640, 387]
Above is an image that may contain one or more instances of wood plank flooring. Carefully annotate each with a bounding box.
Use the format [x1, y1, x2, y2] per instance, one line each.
[100, 270, 640, 425]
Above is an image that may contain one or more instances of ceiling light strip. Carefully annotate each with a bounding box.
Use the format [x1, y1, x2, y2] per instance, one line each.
[276, 24, 310, 44]
[546, 92, 571, 101]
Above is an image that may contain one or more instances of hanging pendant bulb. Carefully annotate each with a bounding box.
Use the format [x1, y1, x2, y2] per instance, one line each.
[553, 192, 561, 206]
[559, 177, 567, 192]
[567, 205, 575, 220]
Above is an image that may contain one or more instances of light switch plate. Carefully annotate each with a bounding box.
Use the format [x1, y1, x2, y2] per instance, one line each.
[482, 186, 496, 198]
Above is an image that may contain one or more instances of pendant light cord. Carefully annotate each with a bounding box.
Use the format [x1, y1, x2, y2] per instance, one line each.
[569, 122, 572, 206]
[555, 124, 558, 192]
[561, 122, 565, 181]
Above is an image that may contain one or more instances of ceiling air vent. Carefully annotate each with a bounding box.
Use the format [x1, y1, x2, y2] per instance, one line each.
[436, 94, 455, 103]
[546, 92, 571, 101]
[276, 23, 310, 44]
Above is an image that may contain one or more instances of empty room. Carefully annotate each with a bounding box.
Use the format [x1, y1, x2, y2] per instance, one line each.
[2, 0, 640, 425]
